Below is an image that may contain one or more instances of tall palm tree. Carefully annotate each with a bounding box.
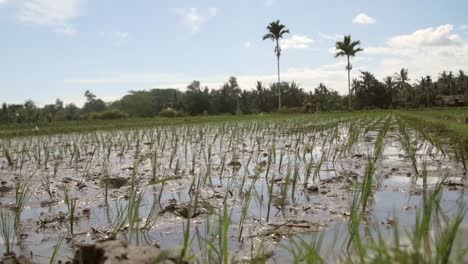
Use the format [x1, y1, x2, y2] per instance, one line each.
[394, 68, 410, 106]
[263, 20, 290, 111]
[383, 76, 396, 108]
[335, 35, 364, 111]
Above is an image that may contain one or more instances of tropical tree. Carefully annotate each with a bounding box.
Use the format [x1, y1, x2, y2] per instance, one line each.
[457, 70, 467, 94]
[353, 71, 391, 109]
[383, 76, 396, 108]
[263, 20, 290, 111]
[334, 35, 364, 111]
[439, 71, 454, 96]
[394, 68, 411, 107]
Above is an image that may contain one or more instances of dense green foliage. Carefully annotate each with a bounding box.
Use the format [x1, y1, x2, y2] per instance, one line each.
[1, 69, 467, 125]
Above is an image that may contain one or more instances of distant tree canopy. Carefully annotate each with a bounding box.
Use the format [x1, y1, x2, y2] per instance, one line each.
[1, 69, 467, 124]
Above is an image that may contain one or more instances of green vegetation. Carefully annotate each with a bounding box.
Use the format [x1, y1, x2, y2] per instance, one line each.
[1, 69, 467, 128]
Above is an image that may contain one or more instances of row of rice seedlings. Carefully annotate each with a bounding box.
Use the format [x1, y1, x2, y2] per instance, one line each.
[396, 110, 467, 173]
[396, 116, 420, 178]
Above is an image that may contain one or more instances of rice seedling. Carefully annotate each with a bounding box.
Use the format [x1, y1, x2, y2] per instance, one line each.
[49, 236, 63, 264]
[0, 209, 15, 256]
[14, 178, 31, 230]
[41, 173, 54, 200]
[63, 188, 77, 236]
[281, 234, 325, 264]
[101, 164, 110, 206]
[238, 169, 259, 242]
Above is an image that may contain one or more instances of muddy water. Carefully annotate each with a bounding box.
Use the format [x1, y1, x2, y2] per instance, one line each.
[0, 115, 466, 263]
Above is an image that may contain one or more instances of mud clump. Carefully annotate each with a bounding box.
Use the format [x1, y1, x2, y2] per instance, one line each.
[73, 240, 185, 264]
[0, 254, 32, 264]
[0, 185, 13, 193]
[101, 177, 129, 189]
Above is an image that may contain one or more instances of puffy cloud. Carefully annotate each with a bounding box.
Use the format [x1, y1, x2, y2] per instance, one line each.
[361, 24, 468, 81]
[281, 35, 314, 50]
[172, 7, 217, 32]
[388, 24, 461, 47]
[17, 0, 81, 35]
[353, 13, 376, 25]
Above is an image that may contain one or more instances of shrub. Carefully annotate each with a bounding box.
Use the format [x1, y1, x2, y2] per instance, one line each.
[159, 108, 180, 118]
[90, 109, 128, 120]
[279, 107, 304, 114]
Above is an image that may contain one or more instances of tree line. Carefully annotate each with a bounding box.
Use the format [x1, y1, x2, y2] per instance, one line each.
[1, 68, 467, 124]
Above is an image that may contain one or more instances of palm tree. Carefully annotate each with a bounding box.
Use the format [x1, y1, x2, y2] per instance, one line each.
[418, 76, 432, 107]
[263, 20, 290, 111]
[394, 68, 410, 106]
[383, 76, 396, 108]
[457, 70, 467, 94]
[335, 35, 364, 111]
[439, 71, 454, 96]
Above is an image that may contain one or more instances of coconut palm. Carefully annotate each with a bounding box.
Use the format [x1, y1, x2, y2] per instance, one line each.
[383, 76, 396, 108]
[335, 35, 364, 111]
[394, 68, 410, 106]
[263, 20, 290, 111]
[418, 76, 432, 107]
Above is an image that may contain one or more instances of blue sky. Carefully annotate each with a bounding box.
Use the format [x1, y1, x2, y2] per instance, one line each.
[1, 0, 468, 106]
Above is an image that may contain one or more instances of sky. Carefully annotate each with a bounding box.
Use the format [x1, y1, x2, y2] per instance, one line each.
[1, 0, 468, 106]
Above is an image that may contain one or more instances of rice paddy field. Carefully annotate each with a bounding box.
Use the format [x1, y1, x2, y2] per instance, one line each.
[0, 109, 467, 263]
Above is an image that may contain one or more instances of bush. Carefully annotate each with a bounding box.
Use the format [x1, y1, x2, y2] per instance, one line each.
[90, 109, 128, 120]
[159, 108, 180, 118]
[278, 107, 304, 114]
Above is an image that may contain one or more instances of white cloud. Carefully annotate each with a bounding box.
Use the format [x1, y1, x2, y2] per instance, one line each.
[0, 0, 8, 5]
[281, 35, 314, 50]
[18, 0, 81, 35]
[353, 13, 376, 25]
[318, 32, 343, 41]
[243, 41, 251, 48]
[361, 24, 468, 82]
[388, 24, 461, 47]
[172, 7, 217, 32]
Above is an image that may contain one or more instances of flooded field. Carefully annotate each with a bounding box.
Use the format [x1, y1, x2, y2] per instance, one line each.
[0, 111, 467, 263]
